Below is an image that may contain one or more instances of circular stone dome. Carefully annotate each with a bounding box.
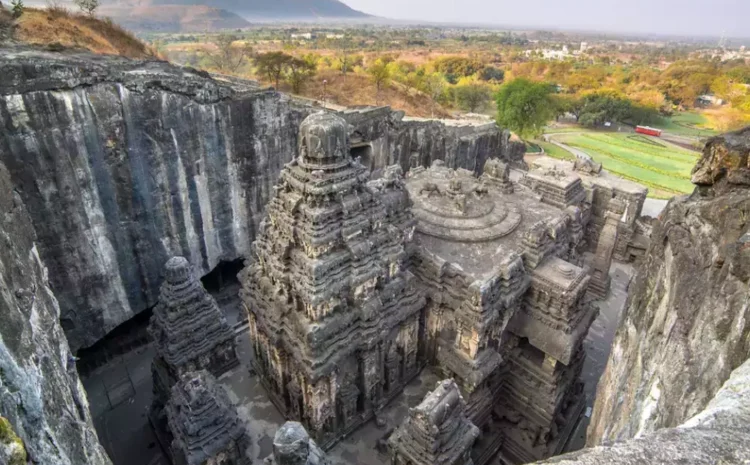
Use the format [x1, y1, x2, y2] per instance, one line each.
[555, 262, 577, 279]
[298, 112, 349, 164]
[164, 256, 192, 284]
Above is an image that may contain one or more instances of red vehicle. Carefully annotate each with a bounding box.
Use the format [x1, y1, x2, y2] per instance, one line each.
[635, 126, 663, 137]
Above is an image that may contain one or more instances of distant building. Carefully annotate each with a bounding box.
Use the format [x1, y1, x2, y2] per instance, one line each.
[326, 34, 345, 39]
[291, 33, 313, 40]
[580, 42, 589, 52]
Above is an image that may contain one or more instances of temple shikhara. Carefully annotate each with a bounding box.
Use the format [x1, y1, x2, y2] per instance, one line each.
[146, 112, 647, 465]
[241, 113, 425, 445]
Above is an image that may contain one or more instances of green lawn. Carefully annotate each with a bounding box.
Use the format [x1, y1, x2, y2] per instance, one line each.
[536, 140, 576, 161]
[651, 111, 718, 138]
[555, 132, 698, 195]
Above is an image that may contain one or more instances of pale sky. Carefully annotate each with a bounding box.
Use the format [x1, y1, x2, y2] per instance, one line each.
[343, 0, 747, 38]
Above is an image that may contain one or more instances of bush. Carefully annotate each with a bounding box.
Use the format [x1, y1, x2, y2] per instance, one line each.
[479, 66, 504, 82]
[10, 0, 24, 18]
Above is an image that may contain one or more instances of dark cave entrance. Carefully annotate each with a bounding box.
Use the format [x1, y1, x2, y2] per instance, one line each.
[76, 258, 246, 378]
[350, 143, 373, 169]
[200, 258, 245, 293]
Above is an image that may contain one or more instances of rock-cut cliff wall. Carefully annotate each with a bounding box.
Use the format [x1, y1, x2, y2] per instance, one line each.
[0, 160, 112, 465]
[587, 127, 750, 445]
[0, 47, 521, 350]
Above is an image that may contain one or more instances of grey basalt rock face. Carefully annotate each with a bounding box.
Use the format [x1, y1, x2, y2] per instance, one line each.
[0, 47, 521, 351]
[0, 47, 308, 350]
[530, 357, 750, 465]
[587, 127, 750, 445]
[0, 160, 111, 465]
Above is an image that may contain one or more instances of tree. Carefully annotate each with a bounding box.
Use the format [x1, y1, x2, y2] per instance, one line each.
[74, 0, 98, 15]
[285, 56, 316, 94]
[495, 78, 555, 139]
[479, 66, 504, 82]
[431, 56, 482, 79]
[10, 0, 23, 18]
[255, 52, 292, 89]
[454, 83, 491, 112]
[576, 91, 635, 127]
[368, 59, 392, 104]
[207, 34, 252, 74]
[552, 94, 584, 121]
[422, 72, 445, 117]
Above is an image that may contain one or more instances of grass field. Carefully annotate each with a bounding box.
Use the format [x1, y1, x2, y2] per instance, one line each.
[555, 132, 699, 196]
[652, 112, 718, 138]
[536, 141, 576, 161]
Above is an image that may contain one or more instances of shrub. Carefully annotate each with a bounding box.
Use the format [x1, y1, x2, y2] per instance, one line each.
[10, 0, 24, 18]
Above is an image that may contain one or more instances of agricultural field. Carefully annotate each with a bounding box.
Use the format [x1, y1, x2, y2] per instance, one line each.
[553, 132, 699, 198]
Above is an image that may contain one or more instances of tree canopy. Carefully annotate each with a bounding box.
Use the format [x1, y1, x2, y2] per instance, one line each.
[496, 78, 555, 138]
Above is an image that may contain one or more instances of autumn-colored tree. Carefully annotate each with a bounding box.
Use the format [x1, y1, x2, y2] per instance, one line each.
[368, 59, 392, 104]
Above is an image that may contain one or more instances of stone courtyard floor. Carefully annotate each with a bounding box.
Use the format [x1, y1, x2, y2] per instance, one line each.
[82, 262, 633, 465]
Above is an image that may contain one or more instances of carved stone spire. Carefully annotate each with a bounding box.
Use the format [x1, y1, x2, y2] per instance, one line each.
[149, 256, 238, 414]
[242, 112, 425, 446]
[389, 379, 480, 465]
[166, 370, 250, 465]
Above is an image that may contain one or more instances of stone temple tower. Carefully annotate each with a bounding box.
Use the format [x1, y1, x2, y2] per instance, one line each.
[241, 112, 426, 447]
[149, 257, 239, 418]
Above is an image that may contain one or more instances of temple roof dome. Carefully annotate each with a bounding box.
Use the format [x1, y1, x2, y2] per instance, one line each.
[298, 112, 350, 166]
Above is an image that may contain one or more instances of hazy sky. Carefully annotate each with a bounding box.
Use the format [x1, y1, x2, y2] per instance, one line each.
[343, 0, 746, 38]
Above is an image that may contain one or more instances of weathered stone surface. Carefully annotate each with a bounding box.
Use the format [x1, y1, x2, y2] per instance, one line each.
[266, 422, 330, 465]
[528, 156, 649, 264]
[149, 256, 238, 413]
[403, 160, 597, 464]
[531, 357, 750, 464]
[243, 113, 425, 446]
[389, 379, 479, 465]
[166, 370, 250, 465]
[0, 160, 111, 465]
[587, 128, 750, 445]
[0, 47, 523, 351]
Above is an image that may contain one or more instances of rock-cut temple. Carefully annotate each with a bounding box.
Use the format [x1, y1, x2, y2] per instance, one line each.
[235, 112, 623, 464]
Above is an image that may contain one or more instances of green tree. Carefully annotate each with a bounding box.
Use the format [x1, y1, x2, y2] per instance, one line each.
[254, 52, 292, 89]
[422, 72, 445, 117]
[368, 59, 392, 104]
[10, 0, 23, 18]
[454, 83, 491, 112]
[285, 56, 317, 94]
[479, 66, 504, 82]
[495, 78, 555, 139]
[553, 94, 584, 121]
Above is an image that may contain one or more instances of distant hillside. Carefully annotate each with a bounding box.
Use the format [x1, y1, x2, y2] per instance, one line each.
[14, 8, 155, 58]
[100, 5, 251, 32]
[109, 0, 370, 20]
